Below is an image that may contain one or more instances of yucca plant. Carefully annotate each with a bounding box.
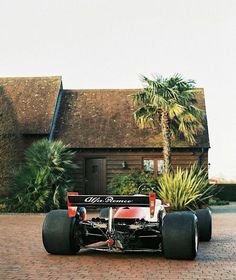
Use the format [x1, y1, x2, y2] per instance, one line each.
[156, 164, 215, 211]
[5, 139, 77, 212]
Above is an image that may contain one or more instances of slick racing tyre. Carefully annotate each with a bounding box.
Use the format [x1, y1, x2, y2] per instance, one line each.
[195, 208, 212, 241]
[162, 211, 199, 260]
[42, 210, 80, 255]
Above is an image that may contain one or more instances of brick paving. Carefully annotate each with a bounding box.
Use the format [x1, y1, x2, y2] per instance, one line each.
[0, 205, 236, 280]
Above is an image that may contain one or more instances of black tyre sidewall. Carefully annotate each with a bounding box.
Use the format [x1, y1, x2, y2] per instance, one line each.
[42, 210, 79, 255]
[195, 208, 212, 241]
[162, 211, 198, 260]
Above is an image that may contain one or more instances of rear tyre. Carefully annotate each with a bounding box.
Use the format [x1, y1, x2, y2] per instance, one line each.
[162, 212, 198, 260]
[42, 210, 80, 255]
[195, 208, 212, 241]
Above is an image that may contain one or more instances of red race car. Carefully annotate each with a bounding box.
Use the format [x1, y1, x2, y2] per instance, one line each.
[42, 191, 212, 260]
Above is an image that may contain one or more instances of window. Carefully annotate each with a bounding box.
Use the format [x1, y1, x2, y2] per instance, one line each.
[143, 159, 164, 176]
[143, 159, 155, 174]
[157, 160, 164, 175]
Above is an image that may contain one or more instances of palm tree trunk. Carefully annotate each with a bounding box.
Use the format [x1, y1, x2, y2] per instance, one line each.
[161, 111, 171, 174]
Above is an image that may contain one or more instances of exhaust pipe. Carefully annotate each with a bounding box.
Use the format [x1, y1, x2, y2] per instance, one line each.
[85, 240, 109, 248]
[85, 238, 115, 248]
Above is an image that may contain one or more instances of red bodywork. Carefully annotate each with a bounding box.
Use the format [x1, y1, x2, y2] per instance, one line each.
[67, 192, 78, 218]
[114, 207, 146, 219]
[114, 193, 156, 219]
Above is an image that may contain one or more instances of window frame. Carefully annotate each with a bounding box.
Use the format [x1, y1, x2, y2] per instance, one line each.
[142, 158, 164, 176]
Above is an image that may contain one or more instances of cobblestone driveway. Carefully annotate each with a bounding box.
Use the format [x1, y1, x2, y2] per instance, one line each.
[0, 204, 236, 280]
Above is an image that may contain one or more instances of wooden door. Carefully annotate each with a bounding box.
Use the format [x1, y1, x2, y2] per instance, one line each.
[85, 158, 106, 194]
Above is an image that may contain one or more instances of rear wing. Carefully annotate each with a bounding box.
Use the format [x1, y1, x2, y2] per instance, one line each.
[67, 192, 156, 218]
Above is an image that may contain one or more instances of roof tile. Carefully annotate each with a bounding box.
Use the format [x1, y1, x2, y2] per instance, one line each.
[0, 76, 62, 134]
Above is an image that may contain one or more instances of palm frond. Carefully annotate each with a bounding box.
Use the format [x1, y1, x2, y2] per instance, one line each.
[134, 106, 156, 129]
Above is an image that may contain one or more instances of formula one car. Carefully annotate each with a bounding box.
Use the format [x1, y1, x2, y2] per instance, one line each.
[42, 190, 212, 260]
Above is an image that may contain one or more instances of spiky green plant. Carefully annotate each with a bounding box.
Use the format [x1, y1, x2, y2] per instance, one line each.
[5, 139, 77, 212]
[156, 164, 214, 211]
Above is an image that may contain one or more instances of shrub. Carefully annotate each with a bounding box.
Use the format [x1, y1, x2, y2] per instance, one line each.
[156, 164, 215, 211]
[214, 184, 236, 201]
[108, 172, 158, 195]
[5, 139, 77, 212]
[208, 197, 229, 206]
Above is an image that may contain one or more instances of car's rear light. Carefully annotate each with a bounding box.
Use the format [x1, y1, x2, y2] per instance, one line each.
[149, 192, 156, 218]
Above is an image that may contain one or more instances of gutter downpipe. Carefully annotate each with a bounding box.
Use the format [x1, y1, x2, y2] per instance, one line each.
[48, 80, 63, 142]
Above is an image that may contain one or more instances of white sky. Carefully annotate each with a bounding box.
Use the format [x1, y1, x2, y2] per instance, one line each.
[1, 0, 236, 179]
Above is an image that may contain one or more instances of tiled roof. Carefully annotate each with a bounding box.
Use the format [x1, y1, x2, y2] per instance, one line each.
[53, 88, 210, 148]
[0, 76, 62, 134]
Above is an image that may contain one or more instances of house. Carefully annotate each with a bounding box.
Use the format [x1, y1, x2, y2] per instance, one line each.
[0, 77, 210, 194]
[52, 89, 210, 194]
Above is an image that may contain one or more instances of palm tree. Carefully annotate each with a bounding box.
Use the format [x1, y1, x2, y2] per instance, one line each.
[133, 74, 204, 174]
